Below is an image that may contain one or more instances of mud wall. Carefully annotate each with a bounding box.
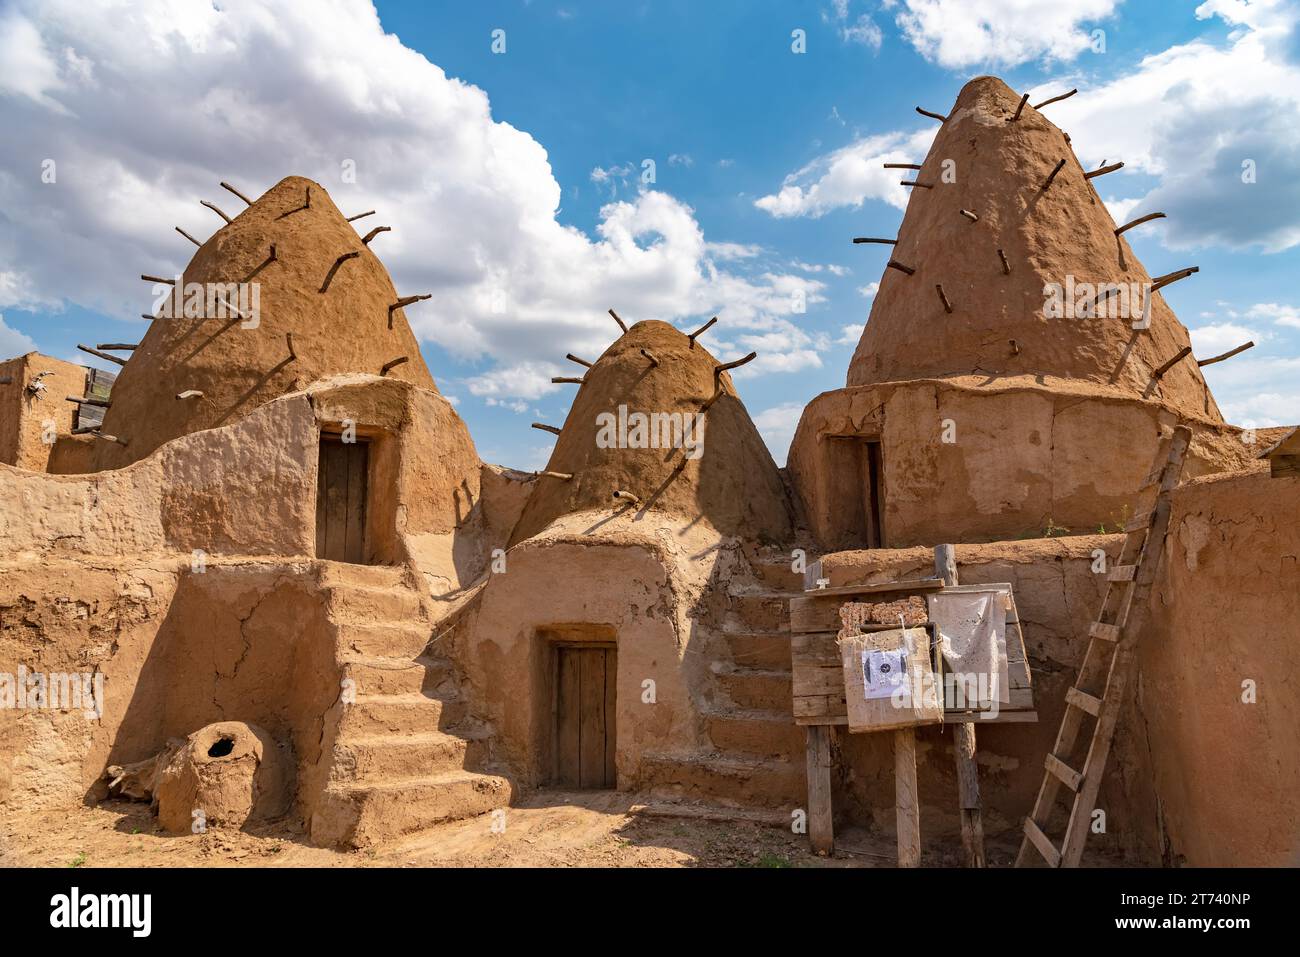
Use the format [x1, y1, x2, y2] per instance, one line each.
[820, 534, 1162, 862]
[1139, 470, 1300, 866]
[789, 379, 1263, 551]
[0, 354, 85, 473]
[450, 517, 726, 789]
[0, 559, 339, 820]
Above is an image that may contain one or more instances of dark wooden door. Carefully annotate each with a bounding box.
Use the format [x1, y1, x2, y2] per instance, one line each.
[316, 437, 368, 563]
[554, 645, 617, 788]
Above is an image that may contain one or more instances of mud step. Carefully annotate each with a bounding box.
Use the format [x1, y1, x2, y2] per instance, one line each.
[340, 655, 451, 696]
[714, 666, 792, 711]
[338, 693, 467, 736]
[638, 752, 805, 808]
[704, 708, 802, 757]
[724, 593, 792, 633]
[317, 561, 409, 590]
[334, 620, 433, 657]
[723, 631, 791, 671]
[749, 558, 806, 593]
[311, 770, 512, 848]
[325, 582, 427, 625]
[329, 730, 491, 783]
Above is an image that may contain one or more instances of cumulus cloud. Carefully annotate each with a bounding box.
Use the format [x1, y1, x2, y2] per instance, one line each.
[1188, 322, 1262, 355]
[893, 0, 1119, 69]
[0, 0, 826, 402]
[0, 314, 37, 357]
[759, 2, 1300, 254]
[754, 129, 935, 218]
[752, 401, 807, 464]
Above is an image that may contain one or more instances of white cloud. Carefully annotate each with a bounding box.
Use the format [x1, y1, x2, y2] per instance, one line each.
[667, 153, 694, 168]
[759, 3, 1300, 254]
[1188, 322, 1261, 355]
[0, 0, 826, 401]
[1202, 353, 1300, 427]
[836, 322, 865, 345]
[753, 401, 807, 464]
[0, 314, 37, 357]
[858, 281, 879, 299]
[754, 129, 935, 218]
[1242, 302, 1300, 328]
[893, 0, 1119, 69]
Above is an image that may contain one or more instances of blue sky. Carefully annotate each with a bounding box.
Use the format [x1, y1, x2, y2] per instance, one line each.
[1, 0, 1297, 466]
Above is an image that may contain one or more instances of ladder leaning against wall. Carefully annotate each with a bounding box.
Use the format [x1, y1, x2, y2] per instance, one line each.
[1016, 424, 1192, 868]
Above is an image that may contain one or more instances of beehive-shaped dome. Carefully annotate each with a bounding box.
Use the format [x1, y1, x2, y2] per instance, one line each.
[88, 176, 436, 467]
[509, 320, 793, 545]
[848, 76, 1222, 422]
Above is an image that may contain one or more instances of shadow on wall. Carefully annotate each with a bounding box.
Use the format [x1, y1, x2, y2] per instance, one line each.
[94, 564, 340, 827]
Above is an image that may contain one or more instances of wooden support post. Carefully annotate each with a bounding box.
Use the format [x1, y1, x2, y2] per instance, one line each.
[882, 163, 922, 170]
[612, 489, 641, 506]
[1085, 161, 1124, 180]
[935, 284, 953, 314]
[686, 315, 717, 348]
[895, 728, 921, 867]
[640, 348, 659, 368]
[714, 352, 756, 379]
[380, 356, 409, 376]
[320, 251, 359, 293]
[360, 226, 390, 245]
[345, 210, 376, 222]
[531, 422, 562, 435]
[608, 308, 628, 333]
[96, 343, 137, 351]
[565, 353, 593, 368]
[1149, 266, 1198, 294]
[1040, 159, 1066, 191]
[1115, 212, 1166, 236]
[1033, 88, 1077, 110]
[76, 344, 127, 367]
[536, 470, 573, 481]
[1197, 340, 1254, 367]
[853, 237, 896, 245]
[1007, 93, 1029, 122]
[285, 333, 297, 362]
[220, 181, 254, 205]
[900, 180, 933, 189]
[64, 395, 110, 408]
[887, 259, 915, 276]
[805, 725, 834, 856]
[175, 226, 202, 247]
[935, 543, 987, 867]
[915, 106, 946, 122]
[176, 390, 203, 400]
[1151, 346, 1192, 380]
[141, 274, 175, 285]
[998, 249, 1010, 275]
[200, 200, 232, 224]
[959, 209, 979, 222]
[388, 294, 431, 328]
[551, 376, 585, 385]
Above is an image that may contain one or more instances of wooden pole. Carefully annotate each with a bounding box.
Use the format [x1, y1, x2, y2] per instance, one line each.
[887, 260, 915, 276]
[1033, 88, 1077, 110]
[380, 356, 409, 376]
[76, 344, 126, 367]
[360, 226, 390, 245]
[220, 181, 254, 206]
[1115, 212, 1166, 236]
[805, 725, 834, 855]
[1085, 162, 1124, 180]
[1040, 159, 1066, 191]
[1007, 93, 1029, 122]
[686, 315, 717, 348]
[1197, 340, 1254, 367]
[895, 728, 921, 867]
[935, 543, 986, 868]
[853, 237, 896, 245]
[175, 226, 202, 247]
[608, 308, 628, 333]
[346, 210, 376, 222]
[882, 163, 921, 170]
[200, 200, 232, 224]
[915, 106, 946, 122]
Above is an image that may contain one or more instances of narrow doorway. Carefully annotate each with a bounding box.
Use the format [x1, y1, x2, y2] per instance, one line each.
[553, 644, 617, 789]
[316, 435, 369, 563]
[824, 435, 886, 548]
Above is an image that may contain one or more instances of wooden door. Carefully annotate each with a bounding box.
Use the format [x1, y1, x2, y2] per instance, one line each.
[315, 436, 368, 563]
[554, 645, 617, 788]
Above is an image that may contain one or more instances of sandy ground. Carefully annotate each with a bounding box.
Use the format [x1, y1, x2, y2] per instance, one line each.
[0, 791, 1023, 868]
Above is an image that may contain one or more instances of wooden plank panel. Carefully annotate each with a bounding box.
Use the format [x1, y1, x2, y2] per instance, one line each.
[555, 647, 581, 787]
[1023, 818, 1062, 867]
[794, 579, 944, 599]
[1066, 687, 1101, 716]
[895, 729, 921, 867]
[343, 442, 367, 564]
[315, 442, 329, 559]
[791, 664, 845, 697]
[579, 648, 607, 788]
[1045, 753, 1082, 791]
[324, 441, 348, 561]
[805, 726, 834, 855]
[603, 647, 617, 787]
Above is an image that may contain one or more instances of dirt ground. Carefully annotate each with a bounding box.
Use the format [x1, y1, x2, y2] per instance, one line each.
[0, 791, 1022, 868]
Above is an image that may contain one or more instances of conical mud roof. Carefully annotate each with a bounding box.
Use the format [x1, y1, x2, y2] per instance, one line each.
[848, 76, 1222, 422]
[509, 320, 793, 545]
[89, 176, 436, 467]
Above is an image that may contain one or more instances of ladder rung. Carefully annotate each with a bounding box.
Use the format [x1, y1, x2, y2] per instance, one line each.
[1023, 818, 1062, 867]
[1124, 510, 1153, 533]
[1108, 564, 1138, 582]
[1090, 622, 1122, 642]
[1045, 753, 1083, 791]
[1066, 687, 1102, 716]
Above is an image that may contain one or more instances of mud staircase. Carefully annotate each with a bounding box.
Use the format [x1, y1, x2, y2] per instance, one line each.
[640, 550, 806, 808]
[309, 563, 511, 848]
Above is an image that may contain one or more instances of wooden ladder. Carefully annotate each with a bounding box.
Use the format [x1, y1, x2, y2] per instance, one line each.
[1015, 424, 1191, 868]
